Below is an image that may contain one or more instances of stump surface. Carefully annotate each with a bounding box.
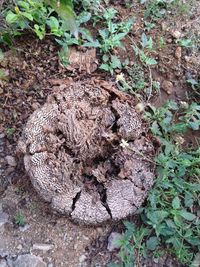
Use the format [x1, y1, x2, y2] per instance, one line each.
[18, 80, 155, 224]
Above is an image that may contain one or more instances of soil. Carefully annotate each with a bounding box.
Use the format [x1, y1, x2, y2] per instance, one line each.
[0, 1, 200, 266]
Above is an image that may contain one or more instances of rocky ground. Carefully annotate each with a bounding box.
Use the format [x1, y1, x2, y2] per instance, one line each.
[0, 1, 200, 266]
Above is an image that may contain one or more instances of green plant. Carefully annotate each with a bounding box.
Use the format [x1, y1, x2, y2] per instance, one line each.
[0, 69, 9, 81]
[0, 0, 80, 64]
[111, 101, 200, 266]
[6, 127, 16, 137]
[14, 212, 26, 226]
[131, 34, 157, 66]
[100, 54, 122, 75]
[143, 0, 169, 21]
[84, 8, 134, 53]
[177, 38, 193, 48]
[187, 78, 200, 97]
[142, 0, 191, 21]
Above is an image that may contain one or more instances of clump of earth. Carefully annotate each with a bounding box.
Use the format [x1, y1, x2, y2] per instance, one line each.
[17, 79, 155, 225]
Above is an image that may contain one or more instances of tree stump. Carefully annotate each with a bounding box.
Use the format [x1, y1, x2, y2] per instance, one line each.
[18, 79, 155, 225]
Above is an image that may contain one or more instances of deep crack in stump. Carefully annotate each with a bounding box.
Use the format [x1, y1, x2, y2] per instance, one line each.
[18, 79, 155, 225]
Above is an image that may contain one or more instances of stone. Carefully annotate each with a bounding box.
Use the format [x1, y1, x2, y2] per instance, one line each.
[107, 232, 122, 252]
[161, 80, 174, 95]
[19, 224, 30, 232]
[0, 212, 9, 227]
[5, 156, 17, 167]
[0, 133, 5, 139]
[11, 254, 47, 267]
[175, 47, 182, 59]
[171, 29, 182, 39]
[16, 244, 23, 250]
[32, 244, 54, 252]
[0, 259, 8, 267]
[78, 255, 87, 267]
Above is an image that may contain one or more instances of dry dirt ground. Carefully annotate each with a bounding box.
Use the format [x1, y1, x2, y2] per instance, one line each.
[0, 1, 200, 267]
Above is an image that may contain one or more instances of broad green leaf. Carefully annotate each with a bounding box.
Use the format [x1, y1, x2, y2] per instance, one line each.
[22, 12, 33, 21]
[186, 237, 200, 246]
[79, 27, 93, 42]
[111, 55, 122, 69]
[166, 236, 182, 249]
[18, 1, 30, 9]
[188, 121, 200, 130]
[43, 0, 78, 38]
[151, 121, 161, 136]
[47, 16, 59, 30]
[78, 11, 91, 24]
[146, 210, 169, 225]
[99, 63, 110, 72]
[179, 210, 196, 221]
[146, 236, 159, 250]
[83, 40, 100, 48]
[170, 122, 187, 133]
[34, 24, 45, 40]
[99, 29, 109, 39]
[6, 11, 18, 24]
[141, 32, 148, 47]
[172, 196, 181, 209]
[145, 57, 157, 65]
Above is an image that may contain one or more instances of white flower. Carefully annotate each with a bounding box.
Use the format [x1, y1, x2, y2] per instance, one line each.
[116, 73, 125, 82]
[120, 139, 129, 148]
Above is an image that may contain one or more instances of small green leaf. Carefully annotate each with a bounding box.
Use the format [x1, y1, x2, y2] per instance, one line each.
[151, 121, 161, 136]
[18, 1, 30, 9]
[78, 11, 91, 24]
[6, 11, 18, 24]
[111, 55, 122, 69]
[172, 196, 181, 210]
[179, 210, 196, 221]
[44, 0, 78, 38]
[99, 63, 110, 72]
[22, 12, 33, 21]
[188, 121, 200, 130]
[146, 236, 159, 251]
[33, 24, 45, 40]
[47, 16, 59, 30]
[83, 40, 101, 48]
[147, 210, 169, 225]
[145, 57, 157, 65]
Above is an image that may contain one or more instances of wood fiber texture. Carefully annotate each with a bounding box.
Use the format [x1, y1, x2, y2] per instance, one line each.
[18, 80, 155, 224]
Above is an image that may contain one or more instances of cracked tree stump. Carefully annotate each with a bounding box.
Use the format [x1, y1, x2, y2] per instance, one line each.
[18, 79, 155, 225]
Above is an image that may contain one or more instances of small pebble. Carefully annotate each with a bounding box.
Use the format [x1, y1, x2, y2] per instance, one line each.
[107, 232, 122, 252]
[32, 243, 54, 252]
[0, 212, 9, 227]
[171, 29, 182, 39]
[161, 80, 174, 95]
[19, 224, 30, 232]
[175, 47, 182, 59]
[5, 156, 17, 167]
[0, 259, 8, 267]
[17, 244, 23, 250]
[0, 133, 5, 139]
[11, 254, 47, 267]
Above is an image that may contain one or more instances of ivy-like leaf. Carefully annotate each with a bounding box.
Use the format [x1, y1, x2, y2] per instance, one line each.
[44, 0, 78, 38]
